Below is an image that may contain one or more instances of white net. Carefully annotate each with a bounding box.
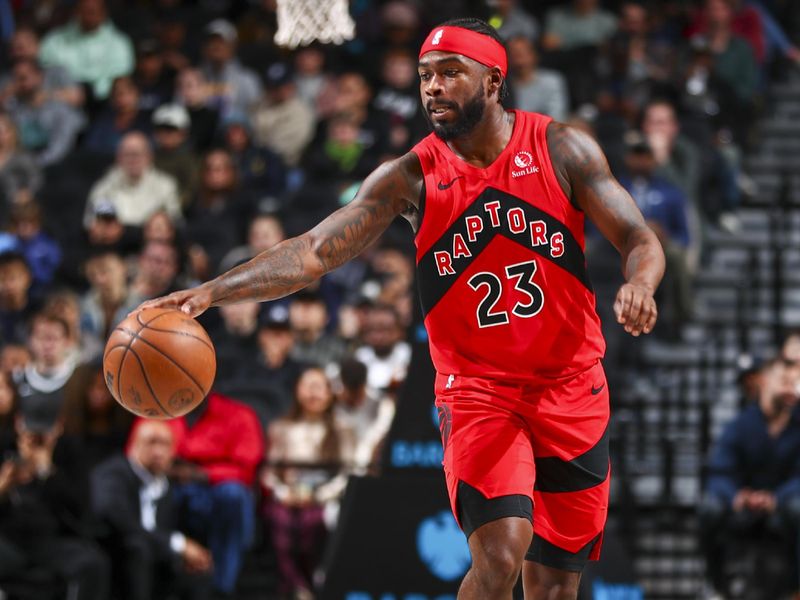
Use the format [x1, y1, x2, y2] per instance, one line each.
[274, 0, 356, 49]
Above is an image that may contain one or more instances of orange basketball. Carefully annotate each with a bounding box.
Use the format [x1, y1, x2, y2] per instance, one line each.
[103, 308, 216, 419]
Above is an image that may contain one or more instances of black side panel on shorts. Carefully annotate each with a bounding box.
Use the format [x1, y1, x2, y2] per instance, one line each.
[457, 481, 533, 539]
[525, 534, 600, 572]
[533, 427, 609, 493]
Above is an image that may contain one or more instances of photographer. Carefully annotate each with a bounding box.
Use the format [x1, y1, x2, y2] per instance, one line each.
[0, 404, 110, 599]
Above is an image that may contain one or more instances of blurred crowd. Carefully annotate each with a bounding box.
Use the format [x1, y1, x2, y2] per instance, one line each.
[0, 0, 797, 598]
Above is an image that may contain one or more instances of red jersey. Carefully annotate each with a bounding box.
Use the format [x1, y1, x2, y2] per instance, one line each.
[411, 110, 605, 381]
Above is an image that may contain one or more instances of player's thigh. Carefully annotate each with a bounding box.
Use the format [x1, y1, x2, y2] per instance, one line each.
[527, 362, 610, 560]
[435, 374, 535, 537]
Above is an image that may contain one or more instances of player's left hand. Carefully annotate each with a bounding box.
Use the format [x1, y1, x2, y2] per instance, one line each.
[614, 282, 657, 336]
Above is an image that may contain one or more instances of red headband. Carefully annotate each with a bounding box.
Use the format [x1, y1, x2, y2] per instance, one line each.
[419, 26, 508, 77]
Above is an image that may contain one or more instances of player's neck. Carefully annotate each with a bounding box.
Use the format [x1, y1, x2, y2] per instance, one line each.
[446, 107, 514, 168]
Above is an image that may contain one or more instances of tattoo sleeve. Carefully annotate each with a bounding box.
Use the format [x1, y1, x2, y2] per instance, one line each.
[547, 123, 665, 293]
[206, 157, 416, 306]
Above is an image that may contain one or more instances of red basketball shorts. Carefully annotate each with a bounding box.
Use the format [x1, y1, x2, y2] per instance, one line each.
[434, 360, 610, 565]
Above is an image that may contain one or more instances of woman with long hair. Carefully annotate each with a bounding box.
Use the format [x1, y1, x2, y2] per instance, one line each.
[262, 365, 353, 599]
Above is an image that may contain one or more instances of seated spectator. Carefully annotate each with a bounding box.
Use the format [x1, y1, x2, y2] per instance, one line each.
[303, 112, 377, 186]
[288, 290, 347, 368]
[44, 289, 87, 364]
[199, 19, 262, 119]
[699, 357, 800, 599]
[9, 202, 61, 294]
[221, 112, 286, 198]
[82, 76, 153, 157]
[0, 111, 41, 211]
[85, 132, 182, 228]
[80, 247, 143, 354]
[1, 26, 84, 107]
[251, 62, 316, 168]
[262, 366, 353, 599]
[14, 311, 78, 421]
[166, 392, 264, 597]
[334, 357, 395, 474]
[507, 36, 569, 123]
[354, 303, 411, 395]
[79, 201, 142, 265]
[293, 45, 333, 112]
[63, 363, 133, 470]
[487, 0, 539, 42]
[152, 103, 198, 208]
[130, 240, 183, 300]
[143, 209, 182, 246]
[617, 132, 692, 332]
[38, 0, 134, 103]
[373, 48, 425, 153]
[688, 0, 765, 63]
[174, 68, 219, 154]
[0, 252, 40, 346]
[208, 301, 261, 389]
[219, 212, 285, 273]
[133, 39, 174, 113]
[0, 370, 17, 455]
[91, 420, 211, 600]
[0, 409, 110, 599]
[4, 59, 85, 167]
[185, 149, 254, 278]
[542, 0, 618, 51]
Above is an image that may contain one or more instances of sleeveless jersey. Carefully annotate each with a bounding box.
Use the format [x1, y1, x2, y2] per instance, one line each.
[411, 110, 605, 381]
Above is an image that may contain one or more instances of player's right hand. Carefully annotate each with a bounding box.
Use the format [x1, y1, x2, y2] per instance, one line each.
[133, 285, 213, 319]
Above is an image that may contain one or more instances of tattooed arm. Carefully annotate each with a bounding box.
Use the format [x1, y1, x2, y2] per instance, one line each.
[138, 153, 423, 317]
[547, 122, 665, 336]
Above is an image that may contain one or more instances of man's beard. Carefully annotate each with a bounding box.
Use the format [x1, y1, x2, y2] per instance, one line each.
[425, 85, 486, 141]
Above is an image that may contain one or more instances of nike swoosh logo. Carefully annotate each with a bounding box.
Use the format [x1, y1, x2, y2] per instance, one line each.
[437, 176, 463, 190]
[591, 384, 605, 395]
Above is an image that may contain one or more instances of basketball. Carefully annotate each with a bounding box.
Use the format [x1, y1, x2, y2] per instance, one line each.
[102, 308, 216, 419]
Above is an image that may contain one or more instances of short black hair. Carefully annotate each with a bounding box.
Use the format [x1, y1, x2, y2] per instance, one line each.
[438, 17, 508, 102]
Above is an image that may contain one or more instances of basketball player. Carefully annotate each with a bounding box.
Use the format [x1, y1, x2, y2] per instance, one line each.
[139, 19, 665, 600]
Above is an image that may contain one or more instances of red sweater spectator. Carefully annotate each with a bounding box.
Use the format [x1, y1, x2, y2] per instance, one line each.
[687, 3, 765, 63]
[167, 392, 264, 485]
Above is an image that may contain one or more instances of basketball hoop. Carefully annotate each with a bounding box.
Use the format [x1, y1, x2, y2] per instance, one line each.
[274, 0, 356, 49]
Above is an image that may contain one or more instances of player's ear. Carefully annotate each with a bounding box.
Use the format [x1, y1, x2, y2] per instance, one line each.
[486, 66, 503, 100]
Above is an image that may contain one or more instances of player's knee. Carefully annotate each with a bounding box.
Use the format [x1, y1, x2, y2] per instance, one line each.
[472, 545, 524, 589]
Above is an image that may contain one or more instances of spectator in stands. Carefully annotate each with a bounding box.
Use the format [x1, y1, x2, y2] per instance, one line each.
[689, 0, 759, 113]
[304, 112, 377, 186]
[4, 59, 85, 167]
[44, 289, 85, 364]
[289, 290, 347, 368]
[334, 357, 395, 473]
[293, 45, 332, 112]
[1, 26, 84, 107]
[152, 103, 198, 209]
[174, 68, 219, 154]
[200, 19, 261, 119]
[0, 410, 110, 600]
[783, 331, 800, 365]
[0, 344, 30, 378]
[8, 202, 60, 293]
[0, 112, 41, 211]
[507, 36, 569, 122]
[208, 301, 261, 390]
[80, 247, 142, 356]
[92, 420, 212, 600]
[133, 39, 174, 113]
[0, 370, 17, 455]
[143, 209, 181, 247]
[373, 48, 426, 154]
[366, 244, 414, 326]
[63, 362, 132, 470]
[82, 76, 153, 157]
[486, 0, 539, 42]
[39, 0, 134, 103]
[167, 391, 264, 597]
[251, 62, 316, 168]
[618, 132, 692, 332]
[354, 303, 411, 394]
[186, 149, 253, 278]
[80, 201, 141, 265]
[699, 357, 800, 599]
[221, 112, 286, 198]
[542, 0, 618, 51]
[263, 365, 353, 599]
[131, 240, 182, 300]
[13, 311, 78, 420]
[219, 212, 285, 273]
[689, 0, 765, 64]
[86, 132, 182, 228]
[0, 252, 38, 346]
